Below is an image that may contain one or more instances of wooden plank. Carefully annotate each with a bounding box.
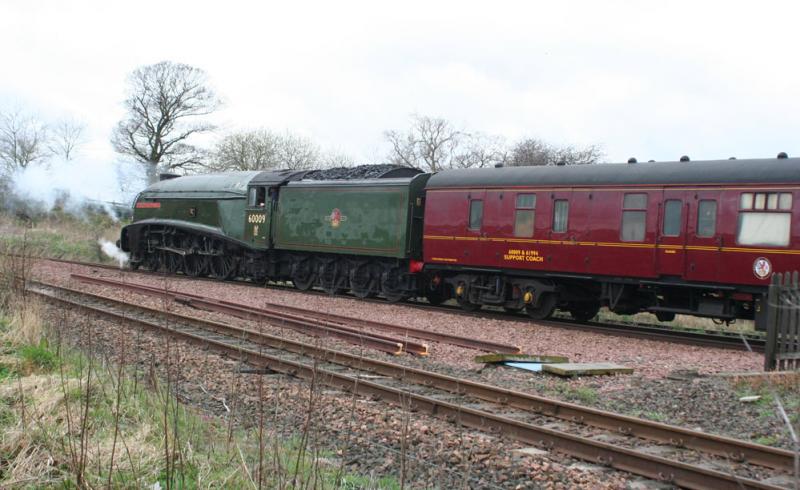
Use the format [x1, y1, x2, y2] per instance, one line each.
[474, 354, 568, 364]
[542, 362, 633, 377]
[764, 273, 780, 371]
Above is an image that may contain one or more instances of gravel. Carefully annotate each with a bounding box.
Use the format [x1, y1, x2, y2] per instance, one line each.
[39, 290, 633, 489]
[29, 259, 799, 486]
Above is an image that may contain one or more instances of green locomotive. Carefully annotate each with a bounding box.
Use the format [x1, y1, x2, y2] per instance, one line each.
[119, 166, 429, 301]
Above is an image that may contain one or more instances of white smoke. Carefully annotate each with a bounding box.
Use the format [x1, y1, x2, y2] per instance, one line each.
[98, 238, 129, 268]
[6, 156, 140, 222]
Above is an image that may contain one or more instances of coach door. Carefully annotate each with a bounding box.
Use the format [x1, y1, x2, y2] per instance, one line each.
[685, 191, 721, 282]
[463, 190, 489, 265]
[245, 185, 270, 248]
[655, 191, 687, 278]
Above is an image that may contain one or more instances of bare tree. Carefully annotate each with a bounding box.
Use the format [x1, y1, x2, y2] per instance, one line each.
[48, 118, 86, 161]
[321, 150, 356, 168]
[385, 115, 462, 172]
[452, 133, 507, 169]
[276, 131, 320, 170]
[508, 137, 603, 166]
[210, 129, 281, 171]
[111, 61, 220, 184]
[0, 109, 49, 175]
[208, 129, 323, 172]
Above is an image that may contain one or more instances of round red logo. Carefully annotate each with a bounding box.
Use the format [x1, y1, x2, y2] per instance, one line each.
[753, 257, 772, 280]
[329, 208, 342, 228]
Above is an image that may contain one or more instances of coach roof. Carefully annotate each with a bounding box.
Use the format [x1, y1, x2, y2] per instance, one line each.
[426, 157, 800, 189]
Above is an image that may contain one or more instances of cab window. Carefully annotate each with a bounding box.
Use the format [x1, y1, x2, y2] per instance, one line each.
[249, 187, 267, 207]
[737, 192, 792, 246]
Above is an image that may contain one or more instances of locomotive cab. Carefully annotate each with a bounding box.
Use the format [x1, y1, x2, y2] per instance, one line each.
[244, 185, 274, 248]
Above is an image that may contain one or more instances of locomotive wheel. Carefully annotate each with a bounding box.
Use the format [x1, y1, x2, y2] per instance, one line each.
[525, 293, 557, 321]
[291, 259, 316, 291]
[142, 252, 161, 271]
[567, 301, 601, 322]
[349, 264, 376, 299]
[209, 254, 237, 280]
[165, 253, 183, 274]
[183, 254, 207, 277]
[655, 311, 676, 322]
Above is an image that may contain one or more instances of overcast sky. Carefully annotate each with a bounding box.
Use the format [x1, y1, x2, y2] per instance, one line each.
[1, 0, 799, 200]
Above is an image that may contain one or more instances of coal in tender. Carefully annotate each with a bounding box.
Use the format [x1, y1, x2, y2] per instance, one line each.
[303, 164, 417, 180]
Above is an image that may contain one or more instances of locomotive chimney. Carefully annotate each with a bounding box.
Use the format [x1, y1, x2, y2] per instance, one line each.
[679, 155, 690, 162]
[627, 157, 637, 164]
[777, 152, 789, 159]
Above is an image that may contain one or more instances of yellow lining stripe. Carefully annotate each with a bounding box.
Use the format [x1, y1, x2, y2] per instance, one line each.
[423, 235, 800, 255]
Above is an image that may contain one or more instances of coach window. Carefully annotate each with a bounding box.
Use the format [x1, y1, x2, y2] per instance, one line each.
[696, 200, 717, 237]
[621, 193, 647, 241]
[552, 200, 569, 233]
[736, 192, 792, 247]
[469, 200, 483, 230]
[662, 200, 682, 237]
[514, 194, 536, 237]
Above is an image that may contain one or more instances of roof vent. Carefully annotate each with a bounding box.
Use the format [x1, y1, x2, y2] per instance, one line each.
[556, 160, 566, 166]
[679, 155, 690, 162]
[728, 157, 737, 160]
[159, 173, 180, 181]
[648, 160, 655, 163]
[777, 152, 789, 159]
[494, 162, 505, 168]
[627, 157, 637, 164]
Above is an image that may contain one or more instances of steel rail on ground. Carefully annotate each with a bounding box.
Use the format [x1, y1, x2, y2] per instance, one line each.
[28, 280, 794, 488]
[22, 255, 767, 352]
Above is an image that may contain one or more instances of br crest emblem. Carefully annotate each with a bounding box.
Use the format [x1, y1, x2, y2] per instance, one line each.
[325, 208, 347, 228]
[753, 257, 772, 280]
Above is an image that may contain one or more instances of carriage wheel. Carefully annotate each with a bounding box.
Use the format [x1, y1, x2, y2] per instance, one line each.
[381, 267, 408, 303]
[350, 263, 376, 299]
[319, 260, 346, 295]
[525, 292, 557, 320]
[567, 301, 601, 322]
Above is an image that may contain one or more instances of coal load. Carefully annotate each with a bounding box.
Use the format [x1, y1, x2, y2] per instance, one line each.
[303, 164, 418, 180]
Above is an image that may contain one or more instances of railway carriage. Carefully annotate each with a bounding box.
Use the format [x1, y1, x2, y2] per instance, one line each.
[422, 156, 800, 330]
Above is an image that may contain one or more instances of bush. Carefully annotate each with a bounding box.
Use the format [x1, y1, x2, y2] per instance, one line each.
[19, 340, 58, 372]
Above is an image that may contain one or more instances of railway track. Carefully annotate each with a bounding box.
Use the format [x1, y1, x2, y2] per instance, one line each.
[28, 278, 794, 489]
[36, 255, 766, 353]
